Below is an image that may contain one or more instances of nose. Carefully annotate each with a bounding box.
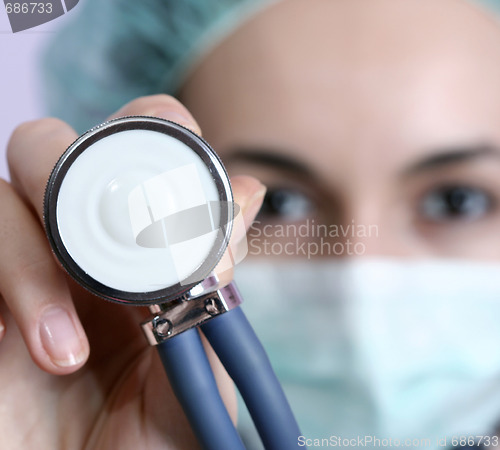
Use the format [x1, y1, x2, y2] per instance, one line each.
[335, 200, 421, 258]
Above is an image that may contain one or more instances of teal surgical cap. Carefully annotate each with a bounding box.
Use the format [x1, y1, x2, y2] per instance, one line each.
[480, 0, 500, 13]
[42, 0, 274, 133]
[42, 0, 500, 133]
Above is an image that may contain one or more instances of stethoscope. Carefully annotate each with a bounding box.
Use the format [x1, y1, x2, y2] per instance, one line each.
[43, 116, 302, 450]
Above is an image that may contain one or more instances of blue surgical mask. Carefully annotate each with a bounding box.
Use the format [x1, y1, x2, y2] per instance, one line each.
[234, 259, 500, 449]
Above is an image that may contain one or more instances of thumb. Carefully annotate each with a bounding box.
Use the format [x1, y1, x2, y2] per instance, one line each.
[213, 175, 266, 284]
[231, 175, 266, 233]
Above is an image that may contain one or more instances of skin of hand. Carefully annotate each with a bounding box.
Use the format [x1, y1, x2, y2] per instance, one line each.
[0, 95, 266, 449]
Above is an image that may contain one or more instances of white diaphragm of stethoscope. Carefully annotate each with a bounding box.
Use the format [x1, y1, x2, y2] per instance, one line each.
[44, 116, 243, 304]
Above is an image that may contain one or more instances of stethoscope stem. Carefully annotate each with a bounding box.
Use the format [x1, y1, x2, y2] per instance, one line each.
[157, 327, 245, 450]
[153, 283, 303, 450]
[201, 306, 302, 450]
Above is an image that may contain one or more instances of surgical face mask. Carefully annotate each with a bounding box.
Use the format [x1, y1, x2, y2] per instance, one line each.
[234, 259, 500, 449]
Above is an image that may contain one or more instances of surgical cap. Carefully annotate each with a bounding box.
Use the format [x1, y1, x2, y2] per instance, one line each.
[42, 0, 273, 133]
[41, 0, 500, 133]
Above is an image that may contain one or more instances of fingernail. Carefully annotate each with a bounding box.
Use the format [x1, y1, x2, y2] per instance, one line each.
[0, 319, 5, 341]
[40, 307, 85, 367]
[153, 110, 200, 134]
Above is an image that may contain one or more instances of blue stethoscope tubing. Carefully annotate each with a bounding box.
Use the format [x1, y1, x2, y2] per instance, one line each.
[157, 326, 245, 450]
[157, 306, 302, 450]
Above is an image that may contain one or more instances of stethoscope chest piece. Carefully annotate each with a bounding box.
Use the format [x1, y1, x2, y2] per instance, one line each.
[44, 116, 233, 305]
[43, 116, 301, 450]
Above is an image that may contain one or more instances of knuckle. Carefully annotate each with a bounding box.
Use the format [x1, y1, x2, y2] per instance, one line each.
[9, 118, 65, 146]
[7, 118, 70, 166]
[123, 94, 185, 114]
[0, 179, 16, 204]
[7, 121, 36, 163]
[14, 255, 52, 286]
[0, 178, 11, 193]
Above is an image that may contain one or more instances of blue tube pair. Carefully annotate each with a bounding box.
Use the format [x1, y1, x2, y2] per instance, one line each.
[157, 306, 302, 450]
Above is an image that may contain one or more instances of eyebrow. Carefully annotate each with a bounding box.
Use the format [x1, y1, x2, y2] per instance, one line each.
[404, 144, 500, 176]
[226, 149, 312, 176]
[227, 145, 500, 179]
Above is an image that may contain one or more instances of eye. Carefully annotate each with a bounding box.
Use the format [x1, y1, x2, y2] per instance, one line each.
[258, 187, 314, 222]
[419, 185, 493, 222]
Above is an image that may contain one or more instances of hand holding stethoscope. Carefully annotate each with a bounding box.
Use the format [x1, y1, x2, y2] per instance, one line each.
[0, 96, 291, 449]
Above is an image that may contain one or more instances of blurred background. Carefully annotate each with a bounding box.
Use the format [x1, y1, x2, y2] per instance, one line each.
[0, 4, 76, 180]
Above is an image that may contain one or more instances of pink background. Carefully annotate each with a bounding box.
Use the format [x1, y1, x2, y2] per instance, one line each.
[0, 5, 74, 180]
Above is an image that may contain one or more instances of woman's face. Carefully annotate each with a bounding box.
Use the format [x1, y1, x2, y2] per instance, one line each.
[181, 0, 500, 259]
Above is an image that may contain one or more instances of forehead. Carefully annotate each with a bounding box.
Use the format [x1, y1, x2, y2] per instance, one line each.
[182, 0, 500, 171]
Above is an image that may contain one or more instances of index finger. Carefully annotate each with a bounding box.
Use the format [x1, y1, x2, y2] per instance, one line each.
[8, 118, 78, 219]
[8, 95, 202, 222]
